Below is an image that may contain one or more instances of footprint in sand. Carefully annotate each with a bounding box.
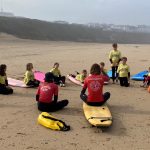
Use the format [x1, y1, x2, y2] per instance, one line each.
[1, 125, 8, 129]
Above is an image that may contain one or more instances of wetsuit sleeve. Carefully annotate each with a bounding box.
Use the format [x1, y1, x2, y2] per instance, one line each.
[54, 85, 58, 96]
[117, 65, 120, 73]
[109, 51, 113, 63]
[36, 95, 39, 101]
[36, 86, 40, 101]
[128, 66, 130, 78]
[81, 79, 87, 94]
[54, 95, 58, 103]
[109, 59, 113, 63]
[5, 79, 8, 86]
[81, 88, 86, 95]
[119, 51, 122, 60]
[54, 85, 58, 102]
[58, 70, 61, 77]
[128, 72, 130, 78]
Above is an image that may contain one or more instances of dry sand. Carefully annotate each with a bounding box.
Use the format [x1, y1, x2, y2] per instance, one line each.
[0, 34, 150, 150]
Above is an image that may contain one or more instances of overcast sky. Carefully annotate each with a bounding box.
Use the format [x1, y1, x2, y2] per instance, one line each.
[1, 0, 150, 25]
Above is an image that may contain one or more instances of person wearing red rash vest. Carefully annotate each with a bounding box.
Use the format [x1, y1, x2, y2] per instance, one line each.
[80, 64, 110, 106]
[36, 72, 68, 112]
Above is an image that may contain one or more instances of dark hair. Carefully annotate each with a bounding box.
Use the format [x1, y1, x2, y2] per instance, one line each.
[44, 72, 54, 83]
[90, 63, 101, 75]
[53, 62, 59, 68]
[112, 43, 117, 48]
[121, 57, 127, 61]
[82, 69, 87, 73]
[100, 62, 105, 66]
[0, 64, 7, 76]
[26, 63, 33, 71]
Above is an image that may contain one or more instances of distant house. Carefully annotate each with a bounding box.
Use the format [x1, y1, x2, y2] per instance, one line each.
[0, 11, 14, 17]
[53, 21, 69, 24]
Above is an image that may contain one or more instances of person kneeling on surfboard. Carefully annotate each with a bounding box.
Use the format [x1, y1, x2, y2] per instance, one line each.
[36, 72, 69, 112]
[0, 64, 13, 95]
[80, 63, 110, 106]
[50, 62, 66, 87]
[24, 63, 40, 87]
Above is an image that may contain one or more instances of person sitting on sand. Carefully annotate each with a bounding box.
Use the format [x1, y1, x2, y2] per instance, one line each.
[70, 69, 87, 83]
[0, 64, 13, 95]
[50, 62, 66, 87]
[36, 72, 69, 112]
[109, 43, 122, 83]
[80, 63, 110, 106]
[24, 63, 40, 87]
[117, 57, 130, 87]
[141, 67, 150, 87]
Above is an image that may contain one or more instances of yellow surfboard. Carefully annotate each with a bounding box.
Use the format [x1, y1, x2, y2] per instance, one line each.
[83, 102, 112, 127]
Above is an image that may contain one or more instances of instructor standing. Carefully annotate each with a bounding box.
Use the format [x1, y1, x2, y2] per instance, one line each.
[109, 43, 122, 83]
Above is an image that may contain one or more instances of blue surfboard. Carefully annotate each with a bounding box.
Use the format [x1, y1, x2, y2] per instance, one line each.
[107, 70, 112, 78]
[107, 70, 116, 78]
[131, 70, 148, 81]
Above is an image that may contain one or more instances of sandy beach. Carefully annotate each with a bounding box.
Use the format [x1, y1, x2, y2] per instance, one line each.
[0, 34, 150, 150]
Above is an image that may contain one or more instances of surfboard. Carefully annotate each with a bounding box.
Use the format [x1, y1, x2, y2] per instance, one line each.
[107, 70, 117, 78]
[83, 102, 112, 127]
[67, 74, 109, 86]
[131, 70, 148, 81]
[34, 71, 45, 82]
[67, 75, 84, 86]
[8, 78, 28, 88]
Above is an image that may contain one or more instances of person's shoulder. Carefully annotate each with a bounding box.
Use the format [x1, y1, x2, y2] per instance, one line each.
[110, 50, 114, 53]
[50, 68, 54, 72]
[98, 75, 105, 81]
[118, 63, 123, 67]
[25, 70, 29, 75]
[52, 82, 58, 88]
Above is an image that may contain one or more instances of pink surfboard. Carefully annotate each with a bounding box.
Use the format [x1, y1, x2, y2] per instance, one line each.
[8, 78, 29, 88]
[34, 71, 45, 83]
[67, 75, 83, 86]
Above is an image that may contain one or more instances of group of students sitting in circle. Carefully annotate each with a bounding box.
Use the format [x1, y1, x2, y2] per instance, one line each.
[0, 43, 150, 112]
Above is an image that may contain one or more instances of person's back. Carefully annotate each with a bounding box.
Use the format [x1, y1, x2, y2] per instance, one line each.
[36, 72, 68, 112]
[37, 82, 58, 103]
[80, 64, 110, 106]
[24, 70, 34, 84]
[84, 74, 104, 102]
